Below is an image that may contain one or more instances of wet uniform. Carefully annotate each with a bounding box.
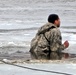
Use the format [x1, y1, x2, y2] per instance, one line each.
[30, 22, 65, 60]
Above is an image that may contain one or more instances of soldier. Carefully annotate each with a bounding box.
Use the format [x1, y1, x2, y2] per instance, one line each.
[29, 14, 69, 60]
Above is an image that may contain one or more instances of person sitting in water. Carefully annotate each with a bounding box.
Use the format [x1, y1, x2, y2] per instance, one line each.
[29, 14, 69, 60]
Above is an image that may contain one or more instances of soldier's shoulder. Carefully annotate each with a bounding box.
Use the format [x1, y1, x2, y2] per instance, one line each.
[51, 28, 61, 34]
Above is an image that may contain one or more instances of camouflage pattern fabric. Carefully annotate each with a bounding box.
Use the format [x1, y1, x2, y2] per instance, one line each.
[30, 22, 65, 60]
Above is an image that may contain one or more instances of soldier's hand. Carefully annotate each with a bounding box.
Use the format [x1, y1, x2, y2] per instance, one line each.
[64, 40, 69, 48]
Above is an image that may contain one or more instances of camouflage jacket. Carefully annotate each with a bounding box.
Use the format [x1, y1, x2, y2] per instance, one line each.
[30, 22, 65, 59]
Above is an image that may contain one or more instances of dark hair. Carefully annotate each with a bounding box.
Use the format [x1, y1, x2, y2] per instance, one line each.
[48, 14, 59, 23]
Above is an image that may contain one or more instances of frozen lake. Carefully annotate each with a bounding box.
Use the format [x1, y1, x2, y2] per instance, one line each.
[0, 63, 76, 75]
[0, 0, 76, 74]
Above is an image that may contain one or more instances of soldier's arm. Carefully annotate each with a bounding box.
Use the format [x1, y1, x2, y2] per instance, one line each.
[49, 28, 65, 51]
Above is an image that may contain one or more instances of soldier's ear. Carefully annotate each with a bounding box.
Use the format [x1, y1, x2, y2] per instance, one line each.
[54, 20, 58, 23]
[54, 20, 58, 25]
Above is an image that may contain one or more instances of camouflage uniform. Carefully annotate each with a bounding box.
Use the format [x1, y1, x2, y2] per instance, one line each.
[30, 22, 65, 60]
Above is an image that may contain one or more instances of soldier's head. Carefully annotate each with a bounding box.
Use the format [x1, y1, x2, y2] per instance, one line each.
[48, 14, 60, 27]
